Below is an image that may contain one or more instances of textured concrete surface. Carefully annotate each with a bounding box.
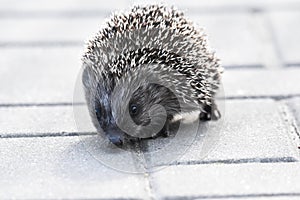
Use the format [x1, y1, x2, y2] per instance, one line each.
[0, 0, 129, 12]
[0, 104, 97, 137]
[0, 136, 148, 199]
[223, 68, 300, 98]
[0, 0, 300, 199]
[286, 97, 300, 132]
[269, 11, 300, 65]
[150, 163, 300, 199]
[189, 13, 264, 67]
[0, 106, 83, 137]
[0, 47, 81, 104]
[181, 99, 299, 163]
[0, 18, 103, 43]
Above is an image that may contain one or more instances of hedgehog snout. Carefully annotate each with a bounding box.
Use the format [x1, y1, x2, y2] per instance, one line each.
[106, 126, 126, 147]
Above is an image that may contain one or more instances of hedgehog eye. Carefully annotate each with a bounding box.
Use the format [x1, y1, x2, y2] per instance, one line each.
[95, 107, 101, 116]
[129, 104, 139, 116]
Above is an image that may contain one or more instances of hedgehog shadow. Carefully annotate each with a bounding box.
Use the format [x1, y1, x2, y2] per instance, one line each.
[53, 137, 143, 181]
[65, 120, 218, 172]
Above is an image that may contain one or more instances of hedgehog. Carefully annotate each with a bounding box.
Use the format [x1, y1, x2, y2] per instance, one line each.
[82, 5, 223, 146]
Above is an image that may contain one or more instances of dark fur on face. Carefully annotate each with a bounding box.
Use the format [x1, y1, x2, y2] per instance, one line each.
[129, 83, 181, 125]
[93, 77, 181, 146]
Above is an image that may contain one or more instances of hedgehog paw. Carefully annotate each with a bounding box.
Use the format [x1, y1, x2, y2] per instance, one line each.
[158, 123, 170, 138]
[200, 103, 221, 121]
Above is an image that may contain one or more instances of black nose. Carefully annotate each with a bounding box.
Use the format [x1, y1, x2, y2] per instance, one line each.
[106, 126, 126, 147]
[108, 135, 124, 146]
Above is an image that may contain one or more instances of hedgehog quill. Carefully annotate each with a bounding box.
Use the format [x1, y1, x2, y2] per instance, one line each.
[82, 5, 223, 146]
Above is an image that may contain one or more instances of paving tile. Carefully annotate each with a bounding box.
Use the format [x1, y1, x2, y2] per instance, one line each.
[0, 106, 76, 136]
[0, 101, 98, 137]
[150, 163, 300, 199]
[0, 17, 104, 43]
[223, 68, 300, 98]
[156, 0, 300, 11]
[269, 11, 300, 65]
[1, 0, 299, 13]
[0, 136, 147, 199]
[0, 47, 82, 104]
[0, 0, 130, 12]
[142, 99, 299, 167]
[286, 97, 300, 130]
[188, 13, 264, 67]
[182, 99, 299, 163]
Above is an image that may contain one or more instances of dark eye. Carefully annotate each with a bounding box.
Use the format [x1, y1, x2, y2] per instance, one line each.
[129, 104, 139, 116]
[95, 107, 101, 116]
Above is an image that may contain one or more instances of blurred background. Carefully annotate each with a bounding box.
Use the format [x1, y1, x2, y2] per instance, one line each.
[0, 0, 300, 199]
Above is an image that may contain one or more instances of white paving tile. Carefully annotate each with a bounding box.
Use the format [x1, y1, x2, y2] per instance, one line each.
[269, 11, 300, 65]
[0, 136, 147, 199]
[150, 163, 300, 199]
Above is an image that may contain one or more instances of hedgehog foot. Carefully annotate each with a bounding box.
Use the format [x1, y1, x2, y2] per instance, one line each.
[199, 103, 221, 121]
[157, 122, 170, 138]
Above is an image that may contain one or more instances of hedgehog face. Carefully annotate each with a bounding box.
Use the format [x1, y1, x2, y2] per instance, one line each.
[111, 80, 180, 140]
[127, 83, 165, 127]
[93, 79, 178, 146]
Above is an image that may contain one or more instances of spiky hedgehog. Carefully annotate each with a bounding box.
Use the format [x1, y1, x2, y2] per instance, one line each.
[82, 5, 223, 146]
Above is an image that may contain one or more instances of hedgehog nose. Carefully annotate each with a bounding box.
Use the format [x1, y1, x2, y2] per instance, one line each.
[106, 127, 125, 146]
[108, 135, 124, 146]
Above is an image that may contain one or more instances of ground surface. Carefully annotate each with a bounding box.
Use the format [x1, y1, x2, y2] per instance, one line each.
[0, 0, 300, 199]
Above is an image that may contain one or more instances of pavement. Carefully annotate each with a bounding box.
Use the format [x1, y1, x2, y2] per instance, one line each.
[0, 0, 300, 199]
